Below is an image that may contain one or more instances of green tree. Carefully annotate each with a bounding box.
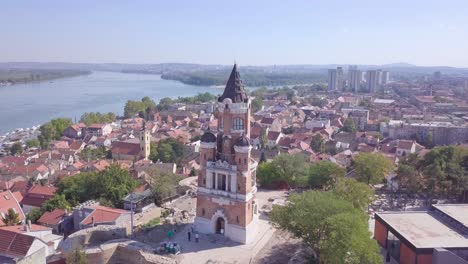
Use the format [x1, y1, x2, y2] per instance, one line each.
[42, 194, 71, 212]
[308, 161, 345, 189]
[157, 97, 174, 111]
[80, 112, 116, 125]
[1, 208, 20, 226]
[332, 178, 374, 211]
[141, 96, 156, 109]
[354, 153, 394, 184]
[124, 100, 145, 118]
[26, 208, 44, 224]
[38, 118, 72, 149]
[66, 247, 88, 264]
[26, 138, 40, 148]
[260, 128, 268, 149]
[257, 154, 309, 188]
[310, 134, 325, 153]
[148, 169, 182, 206]
[149, 138, 185, 165]
[58, 165, 137, 207]
[251, 96, 263, 113]
[342, 117, 357, 132]
[10, 142, 23, 155]
[79, 147, 107, 162]
[270, 191, 380, 263]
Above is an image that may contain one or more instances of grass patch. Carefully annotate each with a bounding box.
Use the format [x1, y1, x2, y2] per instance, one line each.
[143, 217, 161, 228]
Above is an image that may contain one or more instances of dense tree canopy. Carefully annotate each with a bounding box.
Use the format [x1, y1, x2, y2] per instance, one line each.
[148, 168, 182, 206]
[79, 147, 108, 162]
[257, 154, 309, 188]
[310, 134, 325, 153]
[9, 142, 23, 155]
[57, 164, 138, 207]
[124, 97, 157, 117]
[308, 161, 345, 190]
[270, 191, 380, 263]
[1, 208, 20, 226]
[80, 112, 116, 125]
[149, 138, 185, 165]
[397, 146, 468, 200]
[26, 138, 40, 148]
[38, 118, 73, 149]
[332, 178, 374, 211]
[342, 117, 357, 132]
[354, 153, 394, 185]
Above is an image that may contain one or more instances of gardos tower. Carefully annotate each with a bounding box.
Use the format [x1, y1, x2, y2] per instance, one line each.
[194, 64, 258, 243]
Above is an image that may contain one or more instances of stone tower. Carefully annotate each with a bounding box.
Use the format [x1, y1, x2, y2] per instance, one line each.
[195, 64, 258, 244]
[140, 122, 151, 160]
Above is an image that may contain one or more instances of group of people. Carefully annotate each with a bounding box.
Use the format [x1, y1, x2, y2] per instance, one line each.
[187, 225, 199, 243]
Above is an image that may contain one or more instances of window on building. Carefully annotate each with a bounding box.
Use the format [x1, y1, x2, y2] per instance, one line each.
[244, 158, 247, 164]
[237, 184, 240, 191]
[219, 118, 224, 130]
[212, 172, 216, 189]
[233, 118, 244, 130]
[202, 208, 205, 216]
[236, 216, 239, 223]
[203, 176, 206, 185]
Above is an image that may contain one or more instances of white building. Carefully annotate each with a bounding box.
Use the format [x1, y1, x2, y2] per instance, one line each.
[348, 66, 362, 93]
[366, 70, 382, 93]
[328, 67, 344, 91]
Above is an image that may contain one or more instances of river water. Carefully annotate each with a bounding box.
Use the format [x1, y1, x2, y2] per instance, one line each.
[0, 71, 215, 135]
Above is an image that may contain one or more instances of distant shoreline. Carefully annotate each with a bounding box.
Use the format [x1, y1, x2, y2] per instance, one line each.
[0, 70, 91, 87]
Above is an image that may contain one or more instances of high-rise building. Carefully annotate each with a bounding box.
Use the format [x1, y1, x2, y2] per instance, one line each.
[433, 71, 442, 80]
[195, 64, 259, 244]
[328, 67, 344, 91]
[366, 70, 382, 93]
[348, 66, 362, 93]
[381, 71, 390, 85]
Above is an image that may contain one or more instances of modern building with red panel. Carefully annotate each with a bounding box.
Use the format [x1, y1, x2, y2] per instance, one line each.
[374, 204, 468, 264]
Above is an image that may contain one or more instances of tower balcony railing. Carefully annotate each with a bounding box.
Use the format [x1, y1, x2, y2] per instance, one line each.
[206, 160, 237, 172]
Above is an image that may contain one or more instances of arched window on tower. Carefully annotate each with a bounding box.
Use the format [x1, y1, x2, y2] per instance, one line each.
[219, 118, 224, 130]
[233, 118, 244, 130]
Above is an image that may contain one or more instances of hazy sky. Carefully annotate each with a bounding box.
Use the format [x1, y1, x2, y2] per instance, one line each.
[1, 0, 468, 67]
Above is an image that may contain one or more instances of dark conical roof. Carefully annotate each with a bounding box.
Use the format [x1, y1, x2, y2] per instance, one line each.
[235, 134, 251, 147]
[218, 64, 247, 103]
[201, 131, 217, 143]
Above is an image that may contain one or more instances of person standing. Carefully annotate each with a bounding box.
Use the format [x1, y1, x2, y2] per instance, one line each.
[187, 231, 191, 242]
[195, 232, 199, 243]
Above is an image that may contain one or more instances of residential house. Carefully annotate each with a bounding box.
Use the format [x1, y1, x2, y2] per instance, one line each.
[63, 123, 86, 139]
[0, 223, 63, 255]
[396, 140, 416, 157]
[0, 190, 25, 226]
[72, 205, 131, 232]
[37, 208, 70, 235]
[0, 229, 48, 264]
[267, 131, 283, 148]
[21, 185, 57, 214]
[84, 124, 112, 137]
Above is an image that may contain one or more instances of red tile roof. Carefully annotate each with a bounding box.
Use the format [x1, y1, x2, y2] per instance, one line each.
[28, 185, 57, 197]
[0, 229, 36, 257]
[0, 190, 25, 226]
[0, 224, 51, 233]
[37, 208, 66, 226]
[111, 141, 140, 156]
[81, 205, 128, 225]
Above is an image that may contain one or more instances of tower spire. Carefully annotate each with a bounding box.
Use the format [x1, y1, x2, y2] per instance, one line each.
[218, 64, 247, 103]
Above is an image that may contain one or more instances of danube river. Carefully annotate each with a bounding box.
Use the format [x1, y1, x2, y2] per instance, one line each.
[0, 71, 215, 135]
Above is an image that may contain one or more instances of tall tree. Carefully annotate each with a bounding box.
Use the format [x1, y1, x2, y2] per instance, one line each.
[308, 161, 345, 189]
[66, 248, 88, 264]
[332, 178, 374, 211]
[354, 153, 394, 184]
[310, 134, 325, 153]
[343, 117, 357, 132]
[10, 142, 23, 155]
[1, 208, 20, 226]
[270, 191, 380, 263]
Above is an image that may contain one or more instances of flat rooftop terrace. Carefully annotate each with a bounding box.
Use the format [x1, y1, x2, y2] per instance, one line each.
[432, 204, 468, 228]
[377, 211, 468, 249]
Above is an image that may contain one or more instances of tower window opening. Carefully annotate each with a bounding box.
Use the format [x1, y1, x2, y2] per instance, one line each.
[233, 118, 244, 130]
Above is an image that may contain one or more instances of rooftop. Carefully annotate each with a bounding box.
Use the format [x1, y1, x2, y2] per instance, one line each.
[432, 204, 468, 228]
[376, 211, 468, 249]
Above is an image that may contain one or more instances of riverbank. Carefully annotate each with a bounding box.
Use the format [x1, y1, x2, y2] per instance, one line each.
[0, 69, 91, 86]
